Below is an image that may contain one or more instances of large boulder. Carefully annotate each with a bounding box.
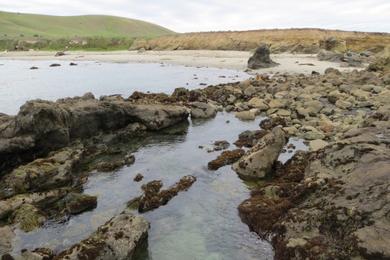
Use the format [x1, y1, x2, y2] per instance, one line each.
[190, 102, 217, 119]
[233, 127, 286, 179]
[0, 97, 189, 174]
[248, 44, 279, 69]
[0, 146, 84, 199]
[55, 212, 149, 260]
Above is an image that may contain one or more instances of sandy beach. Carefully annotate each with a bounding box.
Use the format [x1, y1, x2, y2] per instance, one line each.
[0, 50, 362, 74]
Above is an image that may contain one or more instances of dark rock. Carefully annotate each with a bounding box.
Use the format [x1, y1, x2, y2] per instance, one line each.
[208, 149, 245, 170]
[0, 98, 188, 174]
[55, 51, 66, 57]
[234, 130, 268, 148]
[213, 140, 230, 151]
[259, 117, 286, 130]
[248, 44, 279, 69]
[134, 173, 144, 182]
[0, 146, 84, 199]
[129, 176, 196, 213]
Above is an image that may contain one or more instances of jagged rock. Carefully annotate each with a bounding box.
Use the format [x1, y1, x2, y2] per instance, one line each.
[55, 212, 149, 260]
[248, 44, 279, 69]
[233, 127, 286, 179]
[208, 149, 245, 170]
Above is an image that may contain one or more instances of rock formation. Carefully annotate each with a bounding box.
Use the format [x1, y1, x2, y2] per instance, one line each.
[247, 44, 279, 69]
[0, 96, 189, 174]
[232, 127, 286, 179]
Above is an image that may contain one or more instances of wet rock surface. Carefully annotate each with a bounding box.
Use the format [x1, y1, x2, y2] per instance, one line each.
[238, 126, 390, 258]
[54, 212, 149, 260]
[1, 52, 389, 259]
[128, 175, 197, 213]
[0, 97, 188, 174]
[208, 149, 245, 170]
[233, 127, 286, 179]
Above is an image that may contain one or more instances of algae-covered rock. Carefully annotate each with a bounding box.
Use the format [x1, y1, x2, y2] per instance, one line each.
[55, 212, 149, 260]
[11, 204, 46, 232]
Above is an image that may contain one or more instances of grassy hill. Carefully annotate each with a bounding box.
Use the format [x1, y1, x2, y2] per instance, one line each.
[0, 11, 174, 39]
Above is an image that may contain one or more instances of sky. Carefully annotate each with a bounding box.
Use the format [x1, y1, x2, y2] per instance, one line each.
[0, 0, 389, 33]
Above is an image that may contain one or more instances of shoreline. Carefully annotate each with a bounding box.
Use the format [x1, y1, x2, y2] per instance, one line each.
[0, 50, 363, 74]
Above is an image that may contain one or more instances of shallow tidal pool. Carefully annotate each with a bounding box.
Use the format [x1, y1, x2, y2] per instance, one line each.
[11, 112, 308, 260]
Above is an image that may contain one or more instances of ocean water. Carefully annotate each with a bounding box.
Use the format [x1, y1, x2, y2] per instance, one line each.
[0, 60, 248, 115]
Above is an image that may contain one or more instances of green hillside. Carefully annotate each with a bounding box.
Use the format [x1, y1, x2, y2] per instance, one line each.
[0, 11, 174, 39]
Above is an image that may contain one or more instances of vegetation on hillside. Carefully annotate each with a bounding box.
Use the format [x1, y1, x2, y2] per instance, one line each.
[0, 11, 174, 51]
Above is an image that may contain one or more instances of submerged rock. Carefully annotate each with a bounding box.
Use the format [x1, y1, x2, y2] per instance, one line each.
[208, 149, 245, 170]
[129, 176, 197, 213]
[133, 173, 144, 182]
[233, 127, 286, 179]
[55, 212, 149, 260]
[248, 44, 279, 69]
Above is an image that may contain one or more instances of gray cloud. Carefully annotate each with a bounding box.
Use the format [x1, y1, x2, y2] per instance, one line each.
[0, 0, 389, 32]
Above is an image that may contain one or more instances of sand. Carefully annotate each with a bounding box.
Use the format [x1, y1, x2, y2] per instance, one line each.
[0, 50, 362, 74]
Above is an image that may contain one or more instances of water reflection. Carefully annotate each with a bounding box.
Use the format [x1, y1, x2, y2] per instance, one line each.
[12, 113, 275, 259]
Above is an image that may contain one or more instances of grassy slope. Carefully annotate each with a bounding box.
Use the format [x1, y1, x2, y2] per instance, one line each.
[0, 11, 174, 39]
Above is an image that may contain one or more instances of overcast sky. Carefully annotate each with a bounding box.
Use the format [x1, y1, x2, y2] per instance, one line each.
[1, 0, 389, 33]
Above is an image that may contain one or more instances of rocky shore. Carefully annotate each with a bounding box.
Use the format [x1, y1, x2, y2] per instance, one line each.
[0, 52, 389, 259]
